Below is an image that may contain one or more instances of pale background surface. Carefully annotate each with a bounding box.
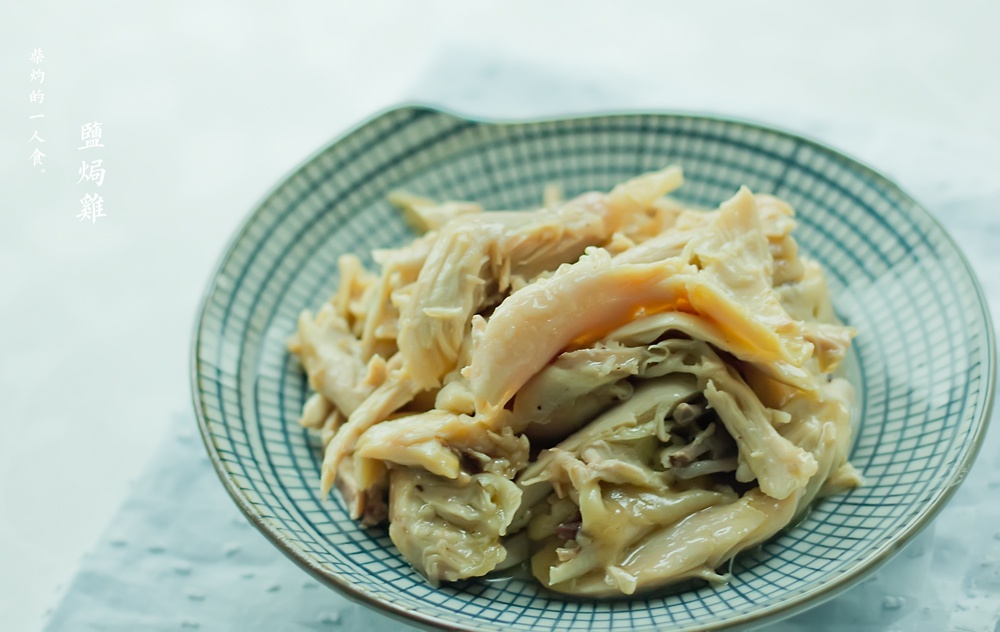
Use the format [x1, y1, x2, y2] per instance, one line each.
[2, 2, 999, 630]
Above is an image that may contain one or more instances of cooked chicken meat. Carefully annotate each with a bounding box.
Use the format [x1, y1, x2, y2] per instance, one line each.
[288, 166, 860, 594]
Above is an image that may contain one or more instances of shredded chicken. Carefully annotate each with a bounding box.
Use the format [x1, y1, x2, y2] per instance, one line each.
[288, 166, 860, 594]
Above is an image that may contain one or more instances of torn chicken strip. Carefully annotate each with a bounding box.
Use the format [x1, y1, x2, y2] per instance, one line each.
[468, 249, 693, 414]
[433, 327, 478, 415]
[497, 192, 616, 284]
[614, 190, 802, 272]
[359, 233, 435, 360]
[821, 462, 865, 497]
[319, 364, 420, 497]
[388, 191, 483, 233]
[388, 468, 521, 585]
[322, 284, 482, 495]
[680, 186, 814, 368]
[353, 409, 528, 486]
[537, 488, 799, 596]
[332, 254, 378, 335]
[776, 258, 839, 324]
[518, 377, 737, 589]
[398, 167, 683, 392]
[607, 165, 684, 219]
[605, 338, 818, 498]
[754, 194, 806, 287]
[334, 454, 389, 525]
[778, 377, 859, 513]
[536, 480, 735, 589]
[611, 211, 710, 265]
[604, 310, 818, 392]
[704, 376, 816, 500]
[533, 373, 700, 456]
[803, 321, 855, 373]
[298, 392, 333, 430]
[542, 182, 564, 208]
[670, 457, 739, 480]
[396, 219, 492, 389]
[512, 374, 701, 534]
[510, 343, 646, 442]
[615, 196, 687, 245]
[290, 305, 376, 417]
[471, 188, 823, 414]
[518, 367, 812, 592]
[319, 409, 344, 449]
[776, 258, 856, 374]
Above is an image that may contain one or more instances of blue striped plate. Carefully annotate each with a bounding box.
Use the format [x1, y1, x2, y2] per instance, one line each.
[190, 106, 995, 631]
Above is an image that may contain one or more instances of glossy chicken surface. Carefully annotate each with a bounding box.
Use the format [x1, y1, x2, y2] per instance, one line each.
[287, 167, 859, 594]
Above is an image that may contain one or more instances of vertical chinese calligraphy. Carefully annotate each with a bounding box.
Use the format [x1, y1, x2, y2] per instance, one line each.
[77, 122, 107, 222]
[27, 48, 46, 173]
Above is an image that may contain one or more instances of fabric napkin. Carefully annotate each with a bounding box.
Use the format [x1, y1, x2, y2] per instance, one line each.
[46, 51, 1000, 631]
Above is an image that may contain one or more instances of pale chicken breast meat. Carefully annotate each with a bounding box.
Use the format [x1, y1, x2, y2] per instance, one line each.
[287, 166, 860, 592]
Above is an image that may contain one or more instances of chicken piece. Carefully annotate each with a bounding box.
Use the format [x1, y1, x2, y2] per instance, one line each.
[778, 377, 859, 513]
[356, 410, 463, 479]
[536, 488, 799, 596]
[388, 191, 483, 233]
[703, 378, 817, 500]
[298, 392, 332, 430]
[821, 463, 865, 497]
[512, 374, 701, 535]
[333, 254, 378, 335]
[637, 193, 804, 288]
[291, 305, 373, 417]
[754, 194, 806, 287]
[615, 187, 803, 288]
[775, 259, 835, 321]
[388, 468, 521, 585]
[532, 373, 700, 456]
[359, 233, 435, 361]
[611, 210, 710, 264]
[353, 409, 528, 484]
[319, 365, 420, 498]
[680, 187, 813, 368]
[514, 364, 804, 593]
[428, 315, 477, 415]
[324, 287, 480, 495]
[659, 421, 718, 468]
[621, 338, 817, 500]
[516, 374, 744, 592]
[319, 409, 343, 449]
[396, 220, 492, 389]
[468, 249, 692, 415]
[510, 344, 647, 442]
[399, 167, 683, 393]
[334, 454, 389, 525]
[534, 483, 737, 589]
[802, 321, 855, 373]
[607, 166, 684, 220]
[470, 187, 825, 415]
[570, 337, 818, 499]
[615, 196, 687, 245]
[604, 310, 818, 392]
[542, 182, 564, 208]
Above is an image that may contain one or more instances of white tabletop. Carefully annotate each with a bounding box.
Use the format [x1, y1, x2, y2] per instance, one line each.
[2, 2, 998, 630]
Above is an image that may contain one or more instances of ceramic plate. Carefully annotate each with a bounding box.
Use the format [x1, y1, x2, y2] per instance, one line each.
[191, 106, 994, 631]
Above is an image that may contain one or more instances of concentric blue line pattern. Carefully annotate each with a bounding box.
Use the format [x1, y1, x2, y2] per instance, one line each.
[191, 107, 994, 632]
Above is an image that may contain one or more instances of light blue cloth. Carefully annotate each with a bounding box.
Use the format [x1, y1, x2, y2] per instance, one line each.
[44, 419, 381, 632]
[46, 52, 1000, 631]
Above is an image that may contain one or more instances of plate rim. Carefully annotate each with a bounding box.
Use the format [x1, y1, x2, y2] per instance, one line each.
[189, 103, 996, 632]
